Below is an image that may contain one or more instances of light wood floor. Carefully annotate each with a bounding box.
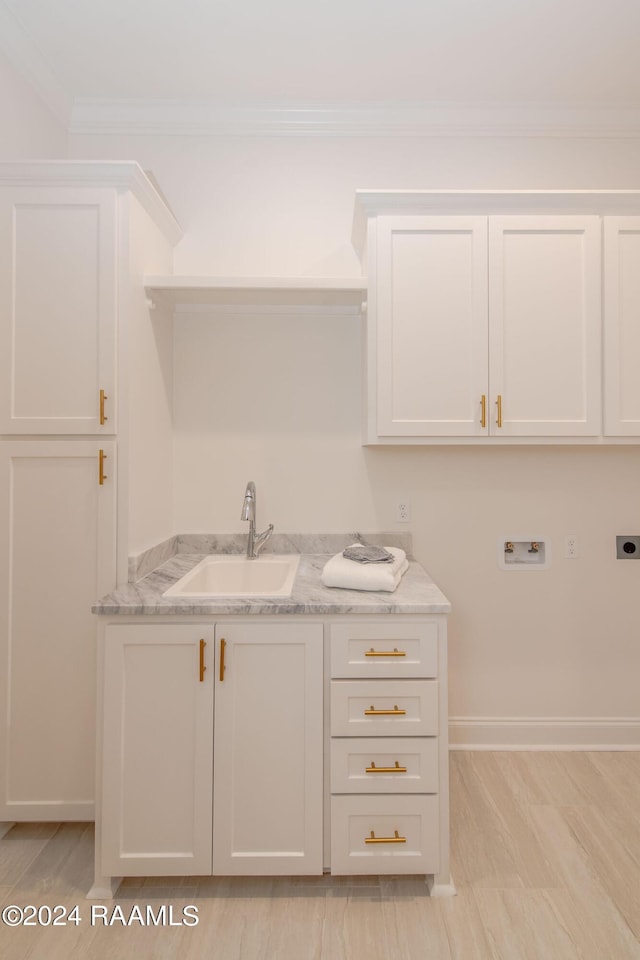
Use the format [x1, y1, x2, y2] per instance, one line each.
[1, 751, 639, 959]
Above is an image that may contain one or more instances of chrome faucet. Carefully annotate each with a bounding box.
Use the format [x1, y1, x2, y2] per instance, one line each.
[240, 481, 274, 559]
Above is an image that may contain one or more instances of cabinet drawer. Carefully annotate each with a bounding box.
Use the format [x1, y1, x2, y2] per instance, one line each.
[331, 737, 438, 794]
[331, 680, 438, 737]
[330, 621, 438, 678]
[331, 794, 440, 875]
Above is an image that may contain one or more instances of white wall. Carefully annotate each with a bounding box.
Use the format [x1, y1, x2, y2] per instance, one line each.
[122, 195, 175, 561]
[69, 129, 640, 746]
[0, 51, 67, 159]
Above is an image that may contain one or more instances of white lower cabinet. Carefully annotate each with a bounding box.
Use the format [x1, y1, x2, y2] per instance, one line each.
[100, 624, 214, 877]
[97, 619, 323, 884]
[329, 618, 451, 890]
[95, 614, 451, 895]
[331, 794, 440, 876]
[330, 680, 438, 737]
[212, 621, 323, 875]
[330, 737, 439, 794]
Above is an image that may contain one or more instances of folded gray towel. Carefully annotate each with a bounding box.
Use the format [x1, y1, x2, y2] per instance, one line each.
[342, 544, 394, 564]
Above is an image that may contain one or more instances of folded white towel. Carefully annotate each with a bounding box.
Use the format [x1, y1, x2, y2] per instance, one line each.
[321, 545, 409, 592]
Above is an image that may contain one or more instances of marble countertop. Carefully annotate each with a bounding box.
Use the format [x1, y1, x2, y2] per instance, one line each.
[93, 535, 451, 616]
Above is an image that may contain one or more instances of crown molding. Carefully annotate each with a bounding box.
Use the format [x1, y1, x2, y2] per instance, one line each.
[351, 188, 640, 252]
[0, 0, 72, 126]
[68, 99, 640, 139]
[0, 160, 183, 244]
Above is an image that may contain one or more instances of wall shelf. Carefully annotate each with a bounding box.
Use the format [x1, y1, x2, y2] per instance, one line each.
[144, 275, 367, 313]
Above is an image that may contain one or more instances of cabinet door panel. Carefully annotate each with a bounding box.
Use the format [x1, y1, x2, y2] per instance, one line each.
[375, 216, 488, 437]
[489, 216, 601, 436]
[101, 625, 214, 876]
[603, 218, 640, 435]
[0, 440, 115, 820]
[213, 622, 323, 875]
[0, 188, 117, 434]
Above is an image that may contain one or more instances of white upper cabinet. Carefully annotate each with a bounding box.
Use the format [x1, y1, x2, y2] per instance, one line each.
[0, 162, 181, 441]
[0, 188, 117, 435]
[374, 216, 489, 438]
[357, 190, 640, 444]
[367, 209, 602, 442]
[488, 216, 601, 437]
[603, 218, 640, 436]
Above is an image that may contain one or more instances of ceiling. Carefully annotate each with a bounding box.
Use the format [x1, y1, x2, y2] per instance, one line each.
[3, 0, 640, 135]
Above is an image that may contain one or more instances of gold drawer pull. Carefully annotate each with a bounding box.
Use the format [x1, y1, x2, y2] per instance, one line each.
[364, 705, 406, 716]
[365, 647, 406, 657]
[365, 830, 406, 844]
[366, 761, 407, 774]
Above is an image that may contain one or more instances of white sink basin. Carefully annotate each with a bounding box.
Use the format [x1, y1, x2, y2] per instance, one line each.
[163, 554, 300, 598]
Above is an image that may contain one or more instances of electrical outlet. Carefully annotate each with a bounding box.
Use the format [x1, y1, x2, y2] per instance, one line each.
[565, 535, 578, 559]
[395, 499, 411, 523]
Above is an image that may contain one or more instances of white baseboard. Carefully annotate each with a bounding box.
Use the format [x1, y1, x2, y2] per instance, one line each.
[449, 716, 640, 750]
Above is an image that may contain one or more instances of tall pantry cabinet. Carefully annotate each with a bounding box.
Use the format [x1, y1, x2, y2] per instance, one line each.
[0, 163, 181, 823]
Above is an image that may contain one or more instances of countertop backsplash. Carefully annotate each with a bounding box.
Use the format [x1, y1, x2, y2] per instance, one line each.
[128, 532, 414, 584]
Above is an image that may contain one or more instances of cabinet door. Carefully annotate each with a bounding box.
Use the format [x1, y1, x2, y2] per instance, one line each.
[374, 216, 488, 437]
[101, 624, 214, 876]
[0, 440, 115, 820]
[213, 621, 323, 875]
[603, 218, 640, 435]
[0, 188, 117, 434]
[488, 216, 601, 436]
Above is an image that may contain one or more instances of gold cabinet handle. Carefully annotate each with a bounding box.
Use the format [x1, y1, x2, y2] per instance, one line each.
[219, 638, 226, 682]
[99, 388, 108, 425]
[365, 830, 407, 844]
[199, 639, 206, 682]
[496, 394, 503, 428]
[98, 449, 107, 485]
[480, 394, 487, 428]
[366, 761, 407, 774]
[365, 647, 406, 658]
[364, 705, 406, 716]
